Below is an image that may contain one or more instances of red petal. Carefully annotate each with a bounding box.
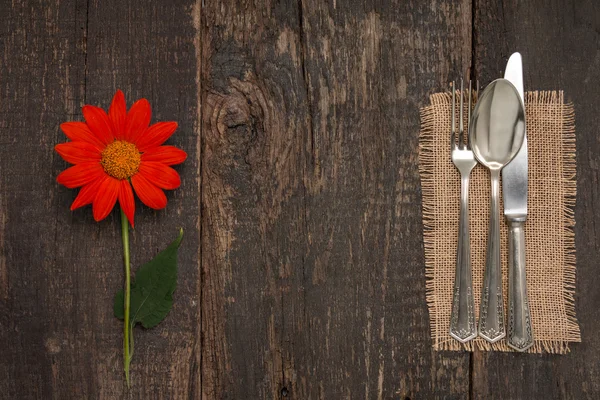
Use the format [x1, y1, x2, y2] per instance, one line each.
[60, 122, 105, 151]
[109, 90, 127, 140]
[138, 162, 181, 190]
[55, 142, 102, 164]
[83, 105, 115, 145]
[93, 176, 120, 222]
[141, 146, 187, 165]
[131, 173, 167, 210]
[57, 162, 105, 189]
[70, 177, 103, 210]
[125, 99, 151, 143]
[135, 122, 178, 152]
[118, 179, 136, 227]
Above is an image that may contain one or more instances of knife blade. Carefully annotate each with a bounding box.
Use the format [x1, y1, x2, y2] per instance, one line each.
[502, 52, 534, 351]
[503, 53, 527, 220]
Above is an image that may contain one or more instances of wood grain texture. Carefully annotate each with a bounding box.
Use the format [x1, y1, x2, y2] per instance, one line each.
[0, 1, 89, 398]
[472, 0, 600, 398]
[83, 0, 201, 397]
[200, 0, 471, 398]
[0, 0, 201, 398]
[0, 0, 598, 398]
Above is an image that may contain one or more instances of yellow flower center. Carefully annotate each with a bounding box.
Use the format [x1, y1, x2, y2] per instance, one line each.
[101, 140, 141, 180]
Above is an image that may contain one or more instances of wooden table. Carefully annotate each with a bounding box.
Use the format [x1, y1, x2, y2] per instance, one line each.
[1, 1, 598, 398]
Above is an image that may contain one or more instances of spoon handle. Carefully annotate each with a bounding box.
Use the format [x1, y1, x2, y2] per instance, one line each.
[479, 169, 506, 343]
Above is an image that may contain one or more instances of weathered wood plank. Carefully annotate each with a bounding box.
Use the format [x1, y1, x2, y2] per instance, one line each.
[473, 0, 600, 398]
[300, 1, 471, 398]
[82, 0, 201, 397]
[0, 0, 201, 398]
[201, 1, 472, 398]
[199, 2, 310, 397]
[297, 2, 472, 399]
[0, 1, 88, 398]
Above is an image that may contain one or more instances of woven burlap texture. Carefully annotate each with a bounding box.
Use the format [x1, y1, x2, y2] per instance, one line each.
[419, 90, 580, 353]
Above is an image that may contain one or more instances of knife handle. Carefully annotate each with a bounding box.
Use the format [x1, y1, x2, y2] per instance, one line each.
[479, 170, 506, 343]
[507, 221, 534, 351]
[449, 174, 477, 343]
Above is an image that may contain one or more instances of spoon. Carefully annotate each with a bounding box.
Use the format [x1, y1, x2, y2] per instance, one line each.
[469, 79, 526, 343]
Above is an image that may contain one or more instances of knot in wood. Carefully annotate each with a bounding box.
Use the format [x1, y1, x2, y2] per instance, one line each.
[206, 78, 271, 167]
[217, 96, 251, 134]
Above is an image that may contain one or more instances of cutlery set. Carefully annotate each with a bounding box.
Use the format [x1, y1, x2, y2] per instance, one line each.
[449, 53, 533, 351]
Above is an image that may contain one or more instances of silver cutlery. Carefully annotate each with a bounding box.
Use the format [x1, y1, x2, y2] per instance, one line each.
[503, 53, 534, 351]
[469, 79, 526, 343]
[449, 80, 478, 343]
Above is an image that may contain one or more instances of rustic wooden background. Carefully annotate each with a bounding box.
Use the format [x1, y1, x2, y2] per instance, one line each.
[1, 0, 598, 399]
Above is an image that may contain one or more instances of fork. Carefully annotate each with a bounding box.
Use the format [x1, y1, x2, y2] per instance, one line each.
[449, 80, 478, 343]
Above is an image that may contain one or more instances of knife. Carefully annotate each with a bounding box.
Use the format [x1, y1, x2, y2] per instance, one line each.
[502, 52, 534, 351]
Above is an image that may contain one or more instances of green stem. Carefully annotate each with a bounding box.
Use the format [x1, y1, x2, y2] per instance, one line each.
[120, 209, 132, 388]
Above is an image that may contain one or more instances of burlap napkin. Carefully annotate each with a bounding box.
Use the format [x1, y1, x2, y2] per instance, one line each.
[419, 91, 580, 353]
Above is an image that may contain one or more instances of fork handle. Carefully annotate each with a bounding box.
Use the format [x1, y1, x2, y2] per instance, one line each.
[507, 221, 534, 351]
[479, 169, 506, 343]
[449, 174, 477, 342]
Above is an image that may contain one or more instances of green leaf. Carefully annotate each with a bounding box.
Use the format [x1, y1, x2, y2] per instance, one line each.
[114, 228, 184, 329]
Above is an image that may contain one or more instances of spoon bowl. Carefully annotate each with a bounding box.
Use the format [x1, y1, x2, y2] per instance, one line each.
[469, 78, 526, 343]
[469, 79, 526, 170]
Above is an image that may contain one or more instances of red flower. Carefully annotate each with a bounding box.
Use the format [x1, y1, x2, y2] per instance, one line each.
[55, 90, 187, 227]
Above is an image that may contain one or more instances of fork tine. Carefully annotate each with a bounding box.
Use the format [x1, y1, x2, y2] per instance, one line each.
[467, 80, 472, 147]
[459, 78, 464, 149]
[451, 81, 456, 149]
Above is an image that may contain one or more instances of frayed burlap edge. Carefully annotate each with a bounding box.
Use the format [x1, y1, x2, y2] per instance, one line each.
[418, 90, 580, 353]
